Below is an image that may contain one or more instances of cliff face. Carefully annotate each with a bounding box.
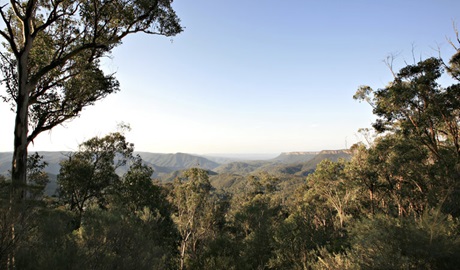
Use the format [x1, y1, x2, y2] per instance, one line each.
[277, 150, 351, 157]
[279, 151, 320, 156]
[272, 152, 318, 164]
[318, 149, 351, 155]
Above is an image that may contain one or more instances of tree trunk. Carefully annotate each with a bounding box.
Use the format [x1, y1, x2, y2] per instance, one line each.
[180, 240, 187, 270]
[11, 53, 30, 201]
[7, 52, 31, 270]
[369, 188, 374, 216]
[11, 129, 28, 200]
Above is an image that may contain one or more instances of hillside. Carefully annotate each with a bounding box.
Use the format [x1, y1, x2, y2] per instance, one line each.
[213, 160, 270, 175]
[210, 150, 352, 192]
[214, 150, 351, 176]
[0, 152, 71, 175]
[137, 152, 220, 171]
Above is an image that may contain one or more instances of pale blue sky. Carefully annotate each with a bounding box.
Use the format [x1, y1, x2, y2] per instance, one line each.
[1, 0, 460, 154]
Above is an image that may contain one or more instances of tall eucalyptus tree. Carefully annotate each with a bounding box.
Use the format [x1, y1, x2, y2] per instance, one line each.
[0, 0, 182, 198]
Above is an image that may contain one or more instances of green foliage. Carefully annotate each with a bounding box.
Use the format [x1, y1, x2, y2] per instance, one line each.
[347, 211, 460, 270]
[75, 207, 176, 269]
[190, 234, 239, 270]
[26, 152, 49, 189]
[114, 156, 179, 251]
[14, 206, 178, 269]
[57, 131, 133, 227]
[5, 131, 180, 269]
[343, 43, 460, 269]
[234, 197, 276, 269]
[306, 159, 357, 228]
[14, 209, 80, 270]
[270, 212, 330, 269]
[222, 174, 282, 270]
[170, 168, 224, 270]
[115, 156, 156, 210]
[354, 52, 460, 214]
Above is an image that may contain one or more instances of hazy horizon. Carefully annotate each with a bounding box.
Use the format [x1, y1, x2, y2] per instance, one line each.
[0, 150, 344, 162]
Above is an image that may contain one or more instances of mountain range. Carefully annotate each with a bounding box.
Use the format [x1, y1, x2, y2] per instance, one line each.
[0, 150, 351, 195]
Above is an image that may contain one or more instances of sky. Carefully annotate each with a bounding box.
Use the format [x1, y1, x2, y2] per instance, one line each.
[1, 0, 460, 155]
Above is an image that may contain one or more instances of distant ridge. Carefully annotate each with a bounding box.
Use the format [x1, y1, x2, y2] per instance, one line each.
[0, 150, 351, 176]
[213, 149, 352, 176]
[305, 149, 351, 166]
[271, 151, 319, 163]
[318, 149, 351, 155]
[211, 149, 352, 190]
[1, 150, 352, 195]
[279, 151, 320, 155]
[0, 151, 220, 176]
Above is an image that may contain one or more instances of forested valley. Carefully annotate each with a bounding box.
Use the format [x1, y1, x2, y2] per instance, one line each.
[1, 0, 460, 269]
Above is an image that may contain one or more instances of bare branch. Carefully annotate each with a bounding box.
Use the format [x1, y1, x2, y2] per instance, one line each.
[411, 43, 417, 65]
[447, 21, 460, 50]
[455, 21, 460, 44]
[384, 53, 399, 79]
